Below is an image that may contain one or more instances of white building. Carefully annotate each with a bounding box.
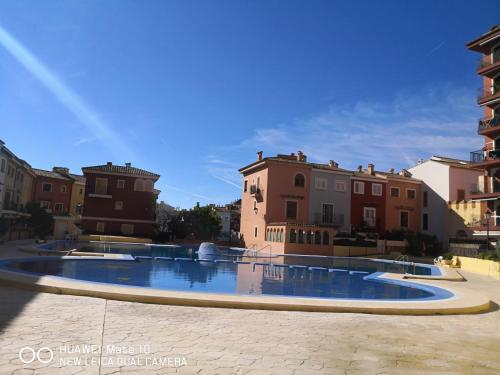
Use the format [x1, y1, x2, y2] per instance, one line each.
[408, 156, 483, 245]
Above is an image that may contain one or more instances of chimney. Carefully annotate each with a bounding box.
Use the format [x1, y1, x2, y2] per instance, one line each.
[297, 150, 307, 162]
[329, 160, 339, 168]
[367, 164, 374, 175]
[53, 166, 69, 175]
[107, 162, 112, 166]
[257, 151, 263, 161]
[389, 168, 395, 174]
[125, 162, 131, 167]
[357, 165, 363, 172]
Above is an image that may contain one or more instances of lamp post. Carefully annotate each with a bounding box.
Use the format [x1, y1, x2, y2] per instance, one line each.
[484, 211, 491, 252]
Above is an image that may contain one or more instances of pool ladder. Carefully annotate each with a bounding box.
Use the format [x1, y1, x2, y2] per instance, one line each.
[393, 254, 416, 274]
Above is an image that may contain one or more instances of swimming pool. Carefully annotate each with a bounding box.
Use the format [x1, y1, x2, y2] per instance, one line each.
[0, 256, 452, 301]
[39, 240, 438, 276]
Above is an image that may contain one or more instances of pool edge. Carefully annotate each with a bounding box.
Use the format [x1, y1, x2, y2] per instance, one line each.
[0, 264, 490, 316]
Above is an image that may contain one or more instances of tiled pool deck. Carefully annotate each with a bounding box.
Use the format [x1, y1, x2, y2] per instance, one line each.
[1, 244, 500, 374]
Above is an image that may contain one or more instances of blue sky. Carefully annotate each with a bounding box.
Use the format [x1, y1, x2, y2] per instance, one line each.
[0, 1, 498, 208]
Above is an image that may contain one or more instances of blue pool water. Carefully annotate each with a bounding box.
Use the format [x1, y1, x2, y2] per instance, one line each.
[39, 241, 437, 276]
[1, 256, 452, 301]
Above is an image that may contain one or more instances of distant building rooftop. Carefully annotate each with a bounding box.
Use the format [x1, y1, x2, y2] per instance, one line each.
[82, 162, 160, 179]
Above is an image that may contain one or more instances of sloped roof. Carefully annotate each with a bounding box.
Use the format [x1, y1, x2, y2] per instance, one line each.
[69, 174, 86, 183]
[32, 168, 73, 181]
[82, 164, 160, 179]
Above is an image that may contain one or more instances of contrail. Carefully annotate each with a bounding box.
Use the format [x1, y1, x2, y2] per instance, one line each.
[0, 24, 134, 160]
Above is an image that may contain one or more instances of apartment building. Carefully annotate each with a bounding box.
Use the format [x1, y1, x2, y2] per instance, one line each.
[81, 162, 160, 237]
[467, 25, 500, 238]
[409, 156, 484, 244]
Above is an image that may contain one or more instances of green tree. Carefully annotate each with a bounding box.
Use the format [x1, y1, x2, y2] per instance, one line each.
[171, 204, 221, 240]
[25, 203, 54, 240]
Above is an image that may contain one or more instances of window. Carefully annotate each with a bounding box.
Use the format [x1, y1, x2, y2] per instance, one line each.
[363, 207, 376, 227]
[400, 211, 409, 228]
[306, 231, 312, 244]
[54, 203, 64, 213]
[289, 229, 297, 243]
[0, 159, 5, 173]
[254, 226, 258, 238]
[145, 180, 154, 192]
[423, 213, 429, 231]
[243, 180, 248, 193]
[40, 201, 50, 209]
[457, 189, 465, 201]
[121, 224, 134, 235]
[95, 178, 108, 195]
[298, 230, 304, 244]
[60, 185, 67, 193]
[314, 231, 321, 245]
[115, 201, 124, 210]
[494, 44, 500, 64]
[372, 183, 382, 196]
[117, 180, 125, 189]
[390, 187, 400, 198]
[253, 200, 257, 210]
[335, 180, 346, 192]
[286, 201, 298, 220]
[42, 183, 52, 192]
[96, 222, 105, 233]
[134, 179, 145, 191]
[354, 181, 365, 194]
[322, 203, 334, 224]
[79, 188, 83, 195]
[472, 201, 476, 209]
[406, 189, 416, 199]
[294, 174, 305, 188]
[322, 231, 329, 245]
[423, 191, 428, 207]
[315, 177, 327, 190]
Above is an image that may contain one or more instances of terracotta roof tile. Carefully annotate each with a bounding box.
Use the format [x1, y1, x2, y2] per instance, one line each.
[82, 164, 160, 178]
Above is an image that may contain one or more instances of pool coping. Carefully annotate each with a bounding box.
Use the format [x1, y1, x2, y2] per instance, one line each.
[0, 257, 490, 315]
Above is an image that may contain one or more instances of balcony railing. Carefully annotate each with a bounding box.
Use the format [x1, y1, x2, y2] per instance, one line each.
[478, 117, 500, 133]
[470, 148, 500, 163]
[313, 213, 344, 227]
[478, 86, 500, 103]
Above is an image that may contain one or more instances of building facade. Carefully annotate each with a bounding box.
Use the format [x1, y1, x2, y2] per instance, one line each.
[32, 168, 74, 215]
[409, 156, 484, 244]
[81, 162, 160, 237]
[350, 164, 386, 234]
[467, 25, 500, 238]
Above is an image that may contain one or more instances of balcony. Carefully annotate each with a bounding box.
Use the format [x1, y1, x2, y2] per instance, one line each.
[469, 148, 500, 167]
[313, 213, 345, 227]
[477, 58, 500, 78]
[478, 117, 500, 135]
[477, 87, 500, 106]
[249, 184, 263, 202]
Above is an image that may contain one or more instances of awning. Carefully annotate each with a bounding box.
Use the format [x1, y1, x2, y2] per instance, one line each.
[470, 197, 499, 202]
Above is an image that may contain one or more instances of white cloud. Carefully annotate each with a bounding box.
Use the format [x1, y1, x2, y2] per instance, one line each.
[229, 86, 482, 172]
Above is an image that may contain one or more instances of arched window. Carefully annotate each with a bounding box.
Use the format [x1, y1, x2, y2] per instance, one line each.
[322, 231, 329, 246]
[272, 229, 277, 242]
[306, 230, 312, 244]
[289, 229, 296, 243]
[298, 230, 304, 244]
[314, 231, 321, 245]
[294, 173, 305, 188]
[279, 229, 284, 242]
[144, 180, 154, 192]
[134, 179, 145, 192]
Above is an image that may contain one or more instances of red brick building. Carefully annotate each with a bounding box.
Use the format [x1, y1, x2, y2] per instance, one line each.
[350, 164, 386, 234]
[32, 168, 75, 215]
[81, 162, 160, 237]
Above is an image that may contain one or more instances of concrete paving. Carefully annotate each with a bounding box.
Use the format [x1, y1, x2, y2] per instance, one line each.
[0, 244, 499, 374]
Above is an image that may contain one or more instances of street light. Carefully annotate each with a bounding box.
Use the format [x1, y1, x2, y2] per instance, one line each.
[484, 211, 491, 252]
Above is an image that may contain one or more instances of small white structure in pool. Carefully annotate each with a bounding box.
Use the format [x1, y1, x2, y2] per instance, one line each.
[198, 242, 220, 260]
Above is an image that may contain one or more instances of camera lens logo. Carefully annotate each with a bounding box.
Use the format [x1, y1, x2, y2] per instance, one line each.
[19, 347, 54, 364]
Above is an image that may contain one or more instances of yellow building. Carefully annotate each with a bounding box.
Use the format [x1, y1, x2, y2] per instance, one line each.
[448, 199, 484, 238]
[69, 175, 85, 218]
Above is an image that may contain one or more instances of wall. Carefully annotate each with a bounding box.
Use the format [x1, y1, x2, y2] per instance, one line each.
[350, 176, 386, 233]
[449, 167, 483, 201]
[448, 200, 483, 238]
[70, 181, 85, 216]
[32, 176, 73, 214]
[385, 179, 421, 232]
[240, 166, 269, 249]
[309, 169, 351, 233]
[81, 172, 157, 236]
[408, 161, 450, 244]
[454, 256, 500, 281]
